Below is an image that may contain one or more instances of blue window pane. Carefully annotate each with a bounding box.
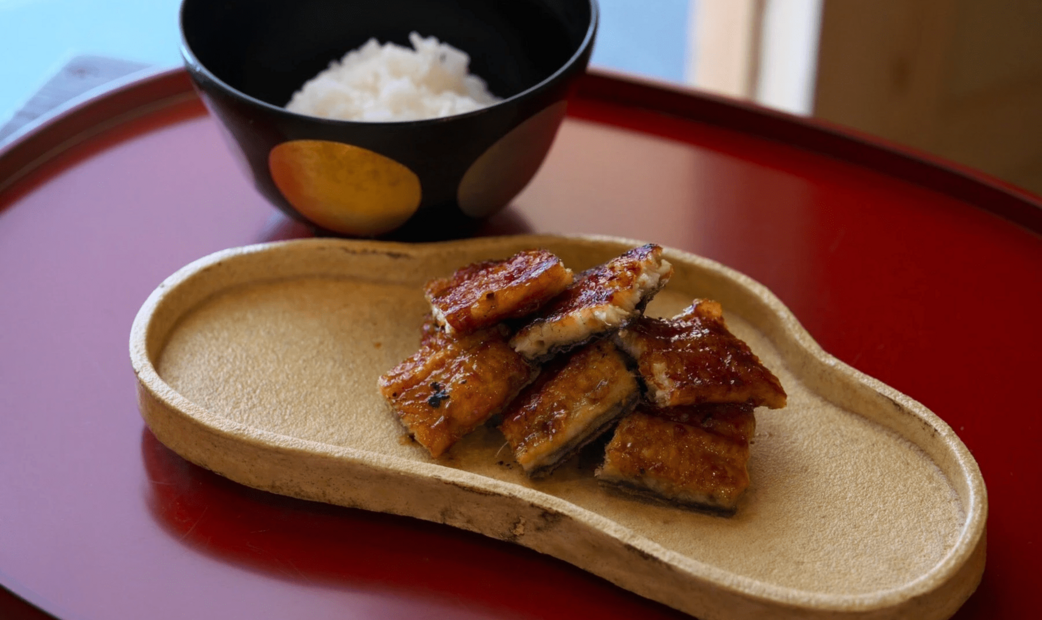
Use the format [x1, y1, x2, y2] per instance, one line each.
[0, 0, 694, 125]
[589, 0, 693, 83]
[0, 0, 182, 123]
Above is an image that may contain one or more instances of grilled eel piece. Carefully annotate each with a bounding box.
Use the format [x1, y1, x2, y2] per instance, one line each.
[499, 339, 639, 478]
[379, 324, 537, 458]
[596, 403, 756, 515]
[615, 299, 786, 410]
[424, 249, 573, 335]
[510, 244, 673, 362]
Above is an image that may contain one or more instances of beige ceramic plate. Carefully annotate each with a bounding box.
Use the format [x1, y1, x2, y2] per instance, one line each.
[130, 235, 986, 620]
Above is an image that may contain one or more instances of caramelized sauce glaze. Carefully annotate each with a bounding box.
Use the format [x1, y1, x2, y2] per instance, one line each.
[598, 403, 756, 512]
[379, 326, 537, 458]
[617, 299, 786, 409]
[529, 244, 665, 324]
[500, 340, 638, 473]
[424, 249, 572, 334]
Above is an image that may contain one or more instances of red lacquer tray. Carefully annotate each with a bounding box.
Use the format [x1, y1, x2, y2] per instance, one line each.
[1, 68, 1039, 620]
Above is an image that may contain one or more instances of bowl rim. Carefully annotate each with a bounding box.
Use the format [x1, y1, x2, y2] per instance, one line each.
[178, 0, 599, 128]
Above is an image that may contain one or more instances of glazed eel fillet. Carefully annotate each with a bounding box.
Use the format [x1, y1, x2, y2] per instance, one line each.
[600, 299, 786, 513]
[425, 249, 573, 335]
[379, 248, 785, 519]
[615, 299, 787, 409]
[510, 244, 674, 362]
[378, 323, 537, 458]
[596, 403, 757, 515]
[499, 339, 639, 478]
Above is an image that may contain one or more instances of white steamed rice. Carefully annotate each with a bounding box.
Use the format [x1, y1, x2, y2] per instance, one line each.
[285, 32, 502, 122]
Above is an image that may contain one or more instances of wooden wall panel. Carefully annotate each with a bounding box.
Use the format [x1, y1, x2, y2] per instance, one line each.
[813, 0, 1042, 195]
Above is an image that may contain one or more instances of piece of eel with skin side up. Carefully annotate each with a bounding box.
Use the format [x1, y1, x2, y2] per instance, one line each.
[379, 322, 538, 458]
[499, 339, 640, 478]
[510, 244, 674, 363]
[424, 249, 573, 335]
[600, 299, 786, 514]
[596, 403, 757, 515]
[615, 299, 787, 410]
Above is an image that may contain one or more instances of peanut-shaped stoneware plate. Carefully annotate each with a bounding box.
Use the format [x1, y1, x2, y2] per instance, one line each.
[130, 235, 986, 620]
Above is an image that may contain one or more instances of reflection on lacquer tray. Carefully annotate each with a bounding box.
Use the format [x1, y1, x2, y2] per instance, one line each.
[139, 427, 685, 619]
